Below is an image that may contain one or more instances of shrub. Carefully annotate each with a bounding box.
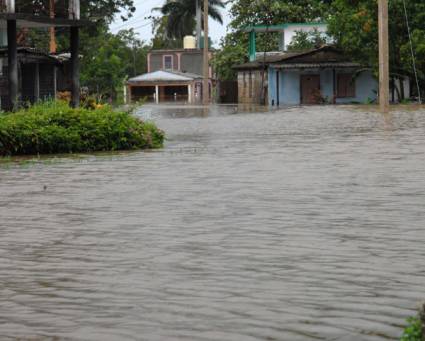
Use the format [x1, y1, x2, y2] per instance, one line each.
[0, 101, 164, 156]
[401, 316, 423, 341]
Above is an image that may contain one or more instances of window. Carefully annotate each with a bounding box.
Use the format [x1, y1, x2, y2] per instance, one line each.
[337, 73, 355, 98]
[163, 55, 173, 70]
[243, 72, 246, 89]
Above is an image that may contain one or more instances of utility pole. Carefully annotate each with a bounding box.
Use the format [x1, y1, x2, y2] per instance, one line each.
[378, 0, 389, 113]
[202, 0, 209, 105]
[49, 0, 57, 53]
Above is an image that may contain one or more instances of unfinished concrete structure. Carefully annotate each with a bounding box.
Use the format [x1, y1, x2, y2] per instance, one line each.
[0, 0, 83, 110]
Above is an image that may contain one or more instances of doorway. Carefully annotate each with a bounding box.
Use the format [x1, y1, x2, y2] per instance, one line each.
[301, 74, 321, 104]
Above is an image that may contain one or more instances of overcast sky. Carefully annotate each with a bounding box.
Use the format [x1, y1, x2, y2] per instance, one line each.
[109, 0, 232, 47]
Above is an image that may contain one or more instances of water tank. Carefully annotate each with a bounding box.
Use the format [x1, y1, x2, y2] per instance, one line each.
[183, 36, 196, 49]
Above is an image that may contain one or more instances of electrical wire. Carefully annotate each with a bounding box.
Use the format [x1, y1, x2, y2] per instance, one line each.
[402, 0, 422, 103]
[110, 0, 164, 32]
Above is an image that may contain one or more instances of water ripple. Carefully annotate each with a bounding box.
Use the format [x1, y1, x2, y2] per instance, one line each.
[1, 105, 425, 340]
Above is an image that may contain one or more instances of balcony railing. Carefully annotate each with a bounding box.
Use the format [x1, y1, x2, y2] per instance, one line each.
[0, 0, 80, 20]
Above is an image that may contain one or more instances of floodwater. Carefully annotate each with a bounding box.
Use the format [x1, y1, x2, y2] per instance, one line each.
[1, 104, 425, 341]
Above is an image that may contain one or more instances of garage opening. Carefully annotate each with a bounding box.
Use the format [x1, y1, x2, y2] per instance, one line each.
[131, 86, 156, 102]
[161, 86, 188, 102]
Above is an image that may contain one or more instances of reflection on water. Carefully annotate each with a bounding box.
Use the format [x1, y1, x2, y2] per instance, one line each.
[1, 104, 425, 340]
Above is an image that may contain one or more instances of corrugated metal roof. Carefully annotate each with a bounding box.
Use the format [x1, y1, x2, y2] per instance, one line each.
[0, 46, 64, 63]
[233, 46, 363, 71]
[127, 70, 203, 83]
[274, 62, 361, 69]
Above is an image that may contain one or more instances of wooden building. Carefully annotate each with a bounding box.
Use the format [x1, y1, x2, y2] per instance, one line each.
[0, 47, 70, 109]
[0, 0, 83, 110]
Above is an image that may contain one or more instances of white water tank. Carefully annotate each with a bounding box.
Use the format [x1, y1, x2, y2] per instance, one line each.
[183, 36, 196, 49]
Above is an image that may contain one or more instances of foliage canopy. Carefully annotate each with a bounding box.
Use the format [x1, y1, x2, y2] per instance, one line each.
[0, 101, 164, 156]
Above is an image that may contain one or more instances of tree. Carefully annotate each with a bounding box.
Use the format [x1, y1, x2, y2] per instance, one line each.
[213, 0, 332, 81]
[212, 33, 247, 80]
[150, 16, 184, 49]
[327, 0, 425, 99]
[14, 0, 136, 23]
[80, 29, 149, 101]
[157, 0, 225, 40]
[228, 0, 332, 30]
[287, 28, 330, 51]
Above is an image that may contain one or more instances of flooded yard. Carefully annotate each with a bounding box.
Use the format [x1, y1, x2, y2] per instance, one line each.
[0, 104, 424, 340]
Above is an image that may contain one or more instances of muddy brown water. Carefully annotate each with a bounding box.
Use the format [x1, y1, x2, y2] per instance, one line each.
[0, 105, 424, 340]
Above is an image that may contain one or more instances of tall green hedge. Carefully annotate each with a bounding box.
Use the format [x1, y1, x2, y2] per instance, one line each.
[0, 102, 164, 156]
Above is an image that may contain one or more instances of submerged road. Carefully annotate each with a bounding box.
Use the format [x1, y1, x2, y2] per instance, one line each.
[0, 104, 424, 340]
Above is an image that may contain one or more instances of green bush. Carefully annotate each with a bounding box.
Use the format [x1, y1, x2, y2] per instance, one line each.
[401, 316, 423, 341]
[0, 101, 164, 156]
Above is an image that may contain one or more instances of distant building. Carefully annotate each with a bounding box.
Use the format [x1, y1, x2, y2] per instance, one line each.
[234, 23, 409, 106]
[126, 39, 214, 104]
[127, 70, 203, 104]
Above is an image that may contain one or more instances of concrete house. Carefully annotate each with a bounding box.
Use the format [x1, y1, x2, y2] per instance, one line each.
[127, 40, 214, 104]
[234, 23, 408, 106]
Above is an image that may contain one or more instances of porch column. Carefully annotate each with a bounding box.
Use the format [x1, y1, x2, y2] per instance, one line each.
[188, 84, 192, 103]
[127, 85, 132, 104]
[70, 26, 80, 107]
[53, 65, 57, 99]
[155, 85, 159, 104]
[7, 19, 18, 110]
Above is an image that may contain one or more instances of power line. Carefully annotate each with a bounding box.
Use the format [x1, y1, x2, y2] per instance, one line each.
[110, 0, 164, 32]
[402, 0, 422, 104]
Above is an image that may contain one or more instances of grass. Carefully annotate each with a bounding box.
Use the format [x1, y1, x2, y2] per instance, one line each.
[401, 316, 423, 341]
[0, 101, 164, 156]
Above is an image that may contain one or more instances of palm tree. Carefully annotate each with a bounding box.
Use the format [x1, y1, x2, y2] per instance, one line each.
[158, 0, 225, 41]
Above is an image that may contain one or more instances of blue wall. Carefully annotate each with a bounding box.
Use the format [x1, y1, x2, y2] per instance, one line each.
[336, 70, 378, 104]
[268, 67, 378, 106]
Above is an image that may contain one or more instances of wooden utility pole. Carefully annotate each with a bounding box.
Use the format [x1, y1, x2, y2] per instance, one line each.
[378, 0, 389, 113]
[49, 0, 57, 53]
[202, 0, 209, 105]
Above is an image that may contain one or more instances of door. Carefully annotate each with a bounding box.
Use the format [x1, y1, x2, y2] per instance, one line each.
[300, 74, 321, 104]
